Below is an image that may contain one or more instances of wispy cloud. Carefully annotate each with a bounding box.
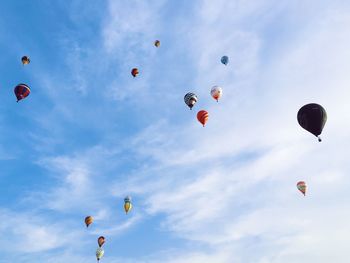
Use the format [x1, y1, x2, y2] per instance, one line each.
[2, 0, 350, 262]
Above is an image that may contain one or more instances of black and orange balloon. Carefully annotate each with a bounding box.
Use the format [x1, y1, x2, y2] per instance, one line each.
[154, 40, 160, 47]
[14, 83, 31, 102]
[21, 56, 30, 65]
[197, 110, 209, 127]
[131, 68, 139, 77]
[85, 216, 93, 228]
[98, 236, 105, 247]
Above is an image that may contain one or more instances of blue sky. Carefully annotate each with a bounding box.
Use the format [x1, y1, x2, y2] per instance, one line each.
[1, 0, 350, 262]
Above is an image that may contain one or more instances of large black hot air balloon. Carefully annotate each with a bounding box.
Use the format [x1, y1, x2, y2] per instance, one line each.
[297, 103, 327, 142]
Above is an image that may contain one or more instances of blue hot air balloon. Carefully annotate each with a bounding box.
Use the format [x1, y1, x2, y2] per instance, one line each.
[221, 56, 229, 65]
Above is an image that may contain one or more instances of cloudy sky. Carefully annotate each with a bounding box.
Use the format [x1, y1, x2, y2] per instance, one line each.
[1, 0, 350, 262]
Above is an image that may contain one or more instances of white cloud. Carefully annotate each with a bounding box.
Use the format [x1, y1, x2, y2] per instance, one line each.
[7, 0, 350, 262]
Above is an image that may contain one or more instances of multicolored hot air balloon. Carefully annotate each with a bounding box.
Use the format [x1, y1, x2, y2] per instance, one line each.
[96, 247, 104, 262]
[85, 216, 93, 228]
[131, 68, 139, 77]
[124, 196, 132, 214]
[221, 56, 229, 65]
[98, 236, 105, 247]
[154, 40, 160, 47]
[184, 92, 198, 110]
[14, 83, 31, 102]
[297, 103, 327, 142]
[211, 86, 222, 102]
[21, 56, 30, 65]
[297, 181, 307, 196]
[197, 110, 209, 127]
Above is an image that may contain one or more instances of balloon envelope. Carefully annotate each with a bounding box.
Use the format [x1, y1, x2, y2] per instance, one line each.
[297, 181, 307, 196]
[98, 236, 105, 247]
[154, 40, 160, 47]
[14, 83, 31, 102]
[131, 68, 139, 77]
[210, 86, 222, 102]
[96, 248, 104, 261]
[297, 103, 327, 141]
[124, 196, 132, 214]
[184, 92, 198, 110]
[197, 110, 209, 127]
[21, 56, 30, 65]
[221, 56, 229, 65]
[85, 216, 93, 227]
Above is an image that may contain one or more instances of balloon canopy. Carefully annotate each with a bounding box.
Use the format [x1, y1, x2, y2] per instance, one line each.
[184, 92, 198, 110]
[297, 103, 327, 142]
[297, 181, 307, 196]
[85, 216, 93, 228]
[197, 110, 209, 127]
[21, 56, 30, 65]
[14, 83, 31, 102]
[221, 55, 229, 65]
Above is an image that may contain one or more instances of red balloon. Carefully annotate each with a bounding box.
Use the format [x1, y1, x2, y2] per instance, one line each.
[14, 83, 31, 102]
[197, 110, 209, 127]
[131, 68, 139, 77]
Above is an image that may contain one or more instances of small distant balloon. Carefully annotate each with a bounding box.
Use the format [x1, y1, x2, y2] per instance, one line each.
[98, 236, 105, 247]
[154, 40, 160, 47]
[297, 103, 327, 142]
[197, 110, 209, 127]
[131, 68, 139, 77]
[210, 86, 223, 102]
[85, 216, 93, 228]
[21, 56, 30, 65]
[297, 181, 307, 196]
[184, 92, 198, 110]
[96, 247, 104, 262]
[14, 83, 31, 102]
[221, 56, 229, 65]
[124, 196, 133, 214]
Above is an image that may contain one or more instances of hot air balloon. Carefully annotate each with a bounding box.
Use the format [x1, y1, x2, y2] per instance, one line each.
[297, 181, 307, 196]
[98, 236, 105, 247]
[184, 92, 198, 110]
[21, 56, 30, 65]
[297, 103, 327, 142]
[96, 247, 104, 262]
[85, 216, 93, 228]
[211, 86, 222, 102]
[154, 40, 160, 47]
[221, 56, 229, 65]
[131, 68, 139, 77]
[124, 196, 132, 214]
[197, 110, 209, 127]
[14, 83, 31, 102]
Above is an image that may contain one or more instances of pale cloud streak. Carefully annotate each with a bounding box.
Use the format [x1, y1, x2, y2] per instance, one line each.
[5, 0, 350, 262]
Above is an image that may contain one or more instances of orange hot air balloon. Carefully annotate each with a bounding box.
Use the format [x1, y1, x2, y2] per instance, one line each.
[197, 110, 209, 127]
[98, 236, 105, 247]
[131, 68, 139, 77]
[85, 216, 93, 228]
[297, 181, 307, 196]
[154, 40, 160, 47]
[124, 196, 132, 214]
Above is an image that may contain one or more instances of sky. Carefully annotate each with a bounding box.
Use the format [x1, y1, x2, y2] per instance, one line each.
[0, 0, 350, 262]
